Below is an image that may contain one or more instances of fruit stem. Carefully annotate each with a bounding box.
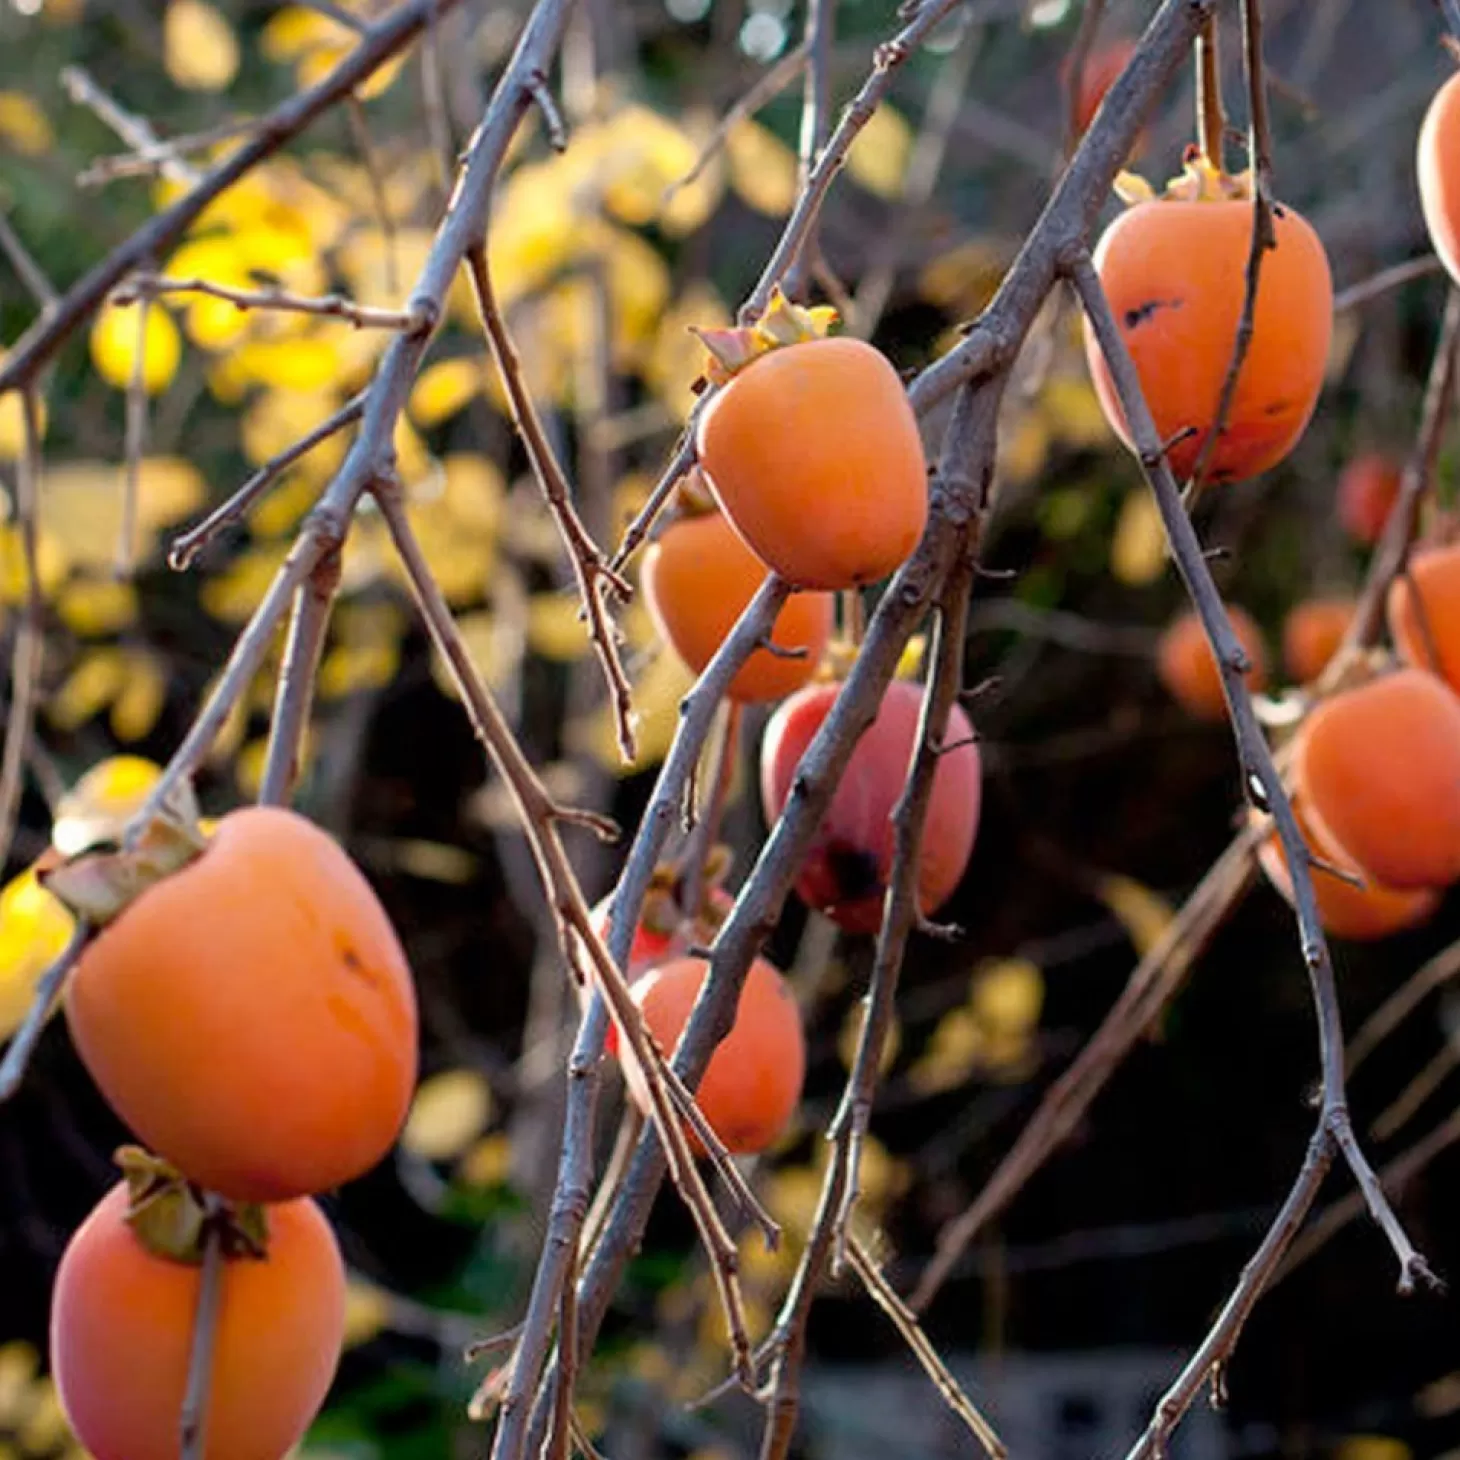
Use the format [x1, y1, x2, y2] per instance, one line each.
[840, 587, 866, 648]
[1194, 13, 1224, 173]
[179, 1194, 227, 1460]
[677, 700, 741, 921]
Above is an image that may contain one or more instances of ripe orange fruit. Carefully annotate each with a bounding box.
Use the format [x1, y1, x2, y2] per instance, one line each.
[1156, 605, 1268, 720]
[1419, 73, 1460, 286]
[1387, 541, 1460, 692]
[1084, 168, 1332, 483]
[1291, 667, 1460, 890]
[642, 508, 833, 702]
[51, 1181, 345, 1460]
[1337, 452, 1402, 545]
[760, 679, 981, 934]
[65, 806, 419, 1202]
[621, 954, 804, 1155]
[1282, 597, 1354, 684]
[1255, 802, 1439, 942]
[1065, 37, 1138, 137]
[696, 336, 928, 590]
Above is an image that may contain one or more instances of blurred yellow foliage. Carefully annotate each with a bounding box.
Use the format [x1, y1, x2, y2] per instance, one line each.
[55, 576, 140, 638]
[163, 0, 240, 91]
[0, 383, 45, 461]
[52, 755, 163, 855]
[575, 646, 695, 774]
[39, 457, 203, 574]
[90, 301, 182, 394]
[1110, 486, 1167, 587]
[725, 120, 799, 216]
[0, 92, 53, 155]
[526, 593, 592, 663]
[409, 357, 488, 428]
[847, 104, 913, 200]
[0, 870, 75, 1042]
[402, 1068, 494, 1161]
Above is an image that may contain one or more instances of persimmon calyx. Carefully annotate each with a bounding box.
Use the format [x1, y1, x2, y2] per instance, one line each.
[691, 286, 839, 386]
[669, 465, 718, 518]
[1114, 148, 1255, 207]
[116, 1146, 269, 1264]
[819, 633, 926, 684]
[38, 778, 209, 926]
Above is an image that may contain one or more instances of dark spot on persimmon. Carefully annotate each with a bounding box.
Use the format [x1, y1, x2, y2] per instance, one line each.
[1273, 203, 1287, 219]
[826, 843, 883, 903]
[1263, 400, 1290, 416]
[1123, 298, 1183, 329]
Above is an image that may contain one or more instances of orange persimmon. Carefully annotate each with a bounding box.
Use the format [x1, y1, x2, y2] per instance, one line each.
[1156, 605, 1268, 720]
[1387, 541, 1460, 693]
[1084, 162, 1333, 483]
[1282, 597, 1354, 684]
[1255, 802, 1439, 942]
[621, 953, 804, 1155]
[1338, 452, 1402, 545]
[760, 679, 981, 934]
[1419, 72, 1460, 286]
[696, 335, 928, 590]
[1291, 666, 1460, 890]
[642, 508, 833, 701]
[1065, 37, 1138, 137]
[51, 1180, 345, 1460]
[64, 806, 419, 1202]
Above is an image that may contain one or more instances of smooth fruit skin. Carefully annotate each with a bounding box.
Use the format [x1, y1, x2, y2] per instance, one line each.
[1255, 804, 1438, 942]
[623, 954, 805, 1155]
[1338, 452, 1401, 545]
[1388, 542, 1460, 693]
[1419, 73, 1460, 286]
[642, 511, 833, 702]
[1282, 597, 1354, 685]
[695, 337, 928, 590]
[1156, 605, 1268, 721]
[1066, 38, 1137, 136]
[51, 1182, 345, 1460]
[760, 680, 981, 934]
[1084, 197, 1333, 483]
[65, 807, 419, 1202]
[1291, 667, 1460, 890]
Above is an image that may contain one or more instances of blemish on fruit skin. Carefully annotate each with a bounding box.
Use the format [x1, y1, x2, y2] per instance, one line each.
[1123, 298, 1184, 330]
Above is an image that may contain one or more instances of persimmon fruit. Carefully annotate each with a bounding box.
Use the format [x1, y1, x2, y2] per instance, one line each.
[1290, 667, 1460, 890]
[64, 806, 419, 1202]
[1156, 605, 1268, 721]
[1065, 37, 1137, 137]
[1255, 802, 1439, 942]
[1387, 541, 1460, 693]
[695, 335, 928, 590]
[760, 679, 981, 934]
[1419, 72, 1460, 286]
[1337, 452, 1401, 545]
[621, 953, 804, 1155]
[1084, 171, 1333, 483]
[1282, 597, 1353, 685]
[51, 1180, 345, 1460]
[642, 508, 833, 701]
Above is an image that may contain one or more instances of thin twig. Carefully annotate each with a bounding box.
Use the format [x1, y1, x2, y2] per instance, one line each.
[0, 924, 91, 1102]
[1334, 255, 1445, 313]
[1073, 237, 1431, 1370]
[114, 276, 432, 332]
[1438, 0, 1460, 44]
[77, 115, 264, 188]
[346, 96, 401, 296]
[847, 1236, 1006, 1460]
[62, 65, 200, 187]
[258, 549, 343, 806]
[3, 0, 461, 395]
[608, 432, 694, 573]
[118, 292, 151, 577]
[676, 701, 741, 922]
[1184, 0, 1275, 505]
[1194, 12, 1224, 170]
[0, 212, 57, 308]
[168, 394, 366, 570]
[1062, 0, 1108, 155]
[782, 0, 838, 301]
[178, 1197, 228, 1460]
[0, 390, 46, 871]
[463, 245, 636, 761]
[1371, 1039, 1460, 1143]
[1347, 936, 1460, 1074]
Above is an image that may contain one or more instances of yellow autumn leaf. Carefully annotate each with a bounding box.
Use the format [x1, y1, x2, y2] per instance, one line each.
[0, 386, 46, 460]
[576, 646, 695, 774]
[47, 648, 126, 732]
[846, 105, 913, 200]
[249, 474, 319, 540]
[1041, 376, 1112, 449]
[917, 240, 1009, 317]
[228, 335, 341, 393]
[110, 651, 167, 742]
[90, 301, 182, 394]
[0, 92, 54, 156]
[1110, 486, 1168, 587]
[970, 958, 1043, 1036]
[409, 357, 487, 428]
[342, 1279, 391, 1349]
[164, 0, 240, 91]
[240, 389, 351, 479]
[998, 407, 1049, 486]
[40, 457, 204, 571]
[162, 237, 260, 351]
[0, 867, 76, 1041]
[0, 524, 68, 603]
[486, 162, 580, 309]
[439, 454, 504, 539]
[1095, 873, 1176, 958]
[200, 542, 290, 622]
[527, 593, 592, 663]
[52, 756, 163, 855]
[457, 1131, 513, 1187]
[317, 638, 401, 699]
[402, 1068, 494, 1161]
[725, 120, 799, 217]
[56, 577, 140, 638]
[17, 1376, 68, 1453]
[389, 503, 493, 606]
[908, 1006, 984, 1095]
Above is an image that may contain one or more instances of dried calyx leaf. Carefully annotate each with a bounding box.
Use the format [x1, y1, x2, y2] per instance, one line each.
[669, 465, 718, 518]
[1114, 146, 1254, 207]
[691, 285, 838, 386]
[116, 1146, 268, 1264]
[39, 775, 208, 926]
[819, 633, 926, 683]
